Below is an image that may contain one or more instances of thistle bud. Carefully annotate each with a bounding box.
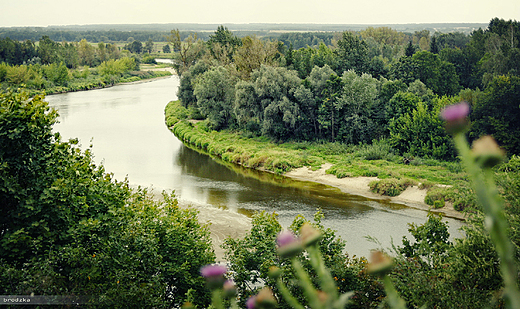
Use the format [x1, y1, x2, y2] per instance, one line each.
[367, 251, 393, 277]
[246, 295, 257, 309]
[223, 280, 237, 298]
[300, 223, 322, 247]
[440, 101, 470, 134]
[276, 230, 303, 258]
[256, 287, 277, 309]
[181, 302, 196, 309]
[268, 266, 282, 279]
[472, 135, 506, 168]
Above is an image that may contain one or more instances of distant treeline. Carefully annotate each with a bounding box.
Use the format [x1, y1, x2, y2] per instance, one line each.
[0, 29, 178, 43]
[0, 22, 486, 44]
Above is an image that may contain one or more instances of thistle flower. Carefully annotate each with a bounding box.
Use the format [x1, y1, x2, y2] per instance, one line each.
[367, 251, 393, 277]
[223, 280, 237, 298]
[246, 295, 257, 309]
[300, 223, 322, 247]
[440, 101, 470, 134]
[276, 230, 303, 258]
[256, 287, 277, 309]
[200, 264, 227, 289]
[472, 135, 506, 168]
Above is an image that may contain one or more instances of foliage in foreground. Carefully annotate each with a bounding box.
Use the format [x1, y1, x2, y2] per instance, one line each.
[204, 102, 520, 309]
[0, 88, 215, 307]
[217, 206, 519, 308]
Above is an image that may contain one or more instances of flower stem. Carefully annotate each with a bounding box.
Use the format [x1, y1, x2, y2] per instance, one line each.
[453, 133, 520, 308]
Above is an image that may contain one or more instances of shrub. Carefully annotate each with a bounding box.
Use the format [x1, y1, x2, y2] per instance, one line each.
[0, 89, 215, 308]
[424, 186, 451, 206]
[222, 211, 363, 309]
[369, 178, 417, 196]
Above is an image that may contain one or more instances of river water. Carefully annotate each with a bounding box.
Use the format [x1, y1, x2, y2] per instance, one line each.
[46, 75, 463, 258]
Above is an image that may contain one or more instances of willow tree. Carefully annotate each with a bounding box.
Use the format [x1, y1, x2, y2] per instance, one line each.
[167, 29, 205, 76]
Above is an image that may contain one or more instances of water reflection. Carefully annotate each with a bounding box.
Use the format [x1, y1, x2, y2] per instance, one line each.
[174, 143, 463, 257]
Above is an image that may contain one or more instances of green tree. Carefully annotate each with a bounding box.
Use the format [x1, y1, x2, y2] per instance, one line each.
[193, 66, 237, 130]
[77, 39, 96, 67]
[392, 51, 460, 96]
[162, 44, 171, 53]
[405, 41, 417, 57]
[234, 80, 262, 134]
[177, 61, 209, 108]
[430, 36, 440, 54]
[471, 75, 520, 155]
[42, 61, 70, 86]
[37, 36, 60, 65]
[207, 25, 241, 61]
[302, 65, 337, 139]
[167, 29, 205, 76]
[144, 38, 154, 54]
[0, 88, 215, 307]
[319, 73, 343, 141]
[389, 98, 456, 160]
[252, 66, 301, 140]
[127, 40, 143, 54]
[336, 70, 379, 144]
[335, 31, 369, 74]
[233, 36, 279, 80]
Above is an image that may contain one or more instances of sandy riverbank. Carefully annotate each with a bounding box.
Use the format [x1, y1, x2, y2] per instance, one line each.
[285, 163, 466, 220]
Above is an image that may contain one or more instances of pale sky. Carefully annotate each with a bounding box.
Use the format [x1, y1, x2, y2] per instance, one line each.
[0, 0, 518, 27]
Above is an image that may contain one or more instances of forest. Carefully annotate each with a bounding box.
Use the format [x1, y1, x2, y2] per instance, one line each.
[0, 35, 171, 95]
[1, 17, 520, 308]
[174, 18, 520, 161]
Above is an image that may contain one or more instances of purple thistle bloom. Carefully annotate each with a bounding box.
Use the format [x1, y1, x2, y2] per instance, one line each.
[200, 264, 227, 278]
[246, 295, 257, 309]
[276, 230, 303, 258]
[277, 231, 298, 247]
[440, 101, 470, 121]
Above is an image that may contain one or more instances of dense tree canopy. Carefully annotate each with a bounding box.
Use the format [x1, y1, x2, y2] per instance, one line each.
[0, 89, 215, 307]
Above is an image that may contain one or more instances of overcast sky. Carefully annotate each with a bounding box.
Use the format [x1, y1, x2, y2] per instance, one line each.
[0, 0, 518, 27]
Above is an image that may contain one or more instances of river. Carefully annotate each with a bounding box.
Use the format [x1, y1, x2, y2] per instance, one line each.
[45, 74, 463, 258]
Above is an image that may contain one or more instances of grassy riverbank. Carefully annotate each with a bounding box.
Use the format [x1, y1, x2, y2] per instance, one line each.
[165, 100, 519, 217]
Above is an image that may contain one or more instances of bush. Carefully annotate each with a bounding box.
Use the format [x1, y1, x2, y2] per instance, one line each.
[369, 178, 417, 196]
[142, 54, 157, 64]
[0, 89, 215, 308]
[355, 139, 396, 161]
[424, 186, 451, 206]
[222, 211, 363, 309]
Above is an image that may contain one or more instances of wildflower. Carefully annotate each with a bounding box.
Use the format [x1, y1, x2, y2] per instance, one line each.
[366, 251, 393, 277]
[472, 135, 505, 168]
[268, 266, 282, 279]
[200, 264, 227, 278]
[276, 230, 303, 258]
[300, 222, 322, 247]
[200, 264, 227, 289]
[256, 287, 277, 309]
[440, 101, 470, 134]
[246, 295, 257, 309]
[223, 280, 237, 298]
